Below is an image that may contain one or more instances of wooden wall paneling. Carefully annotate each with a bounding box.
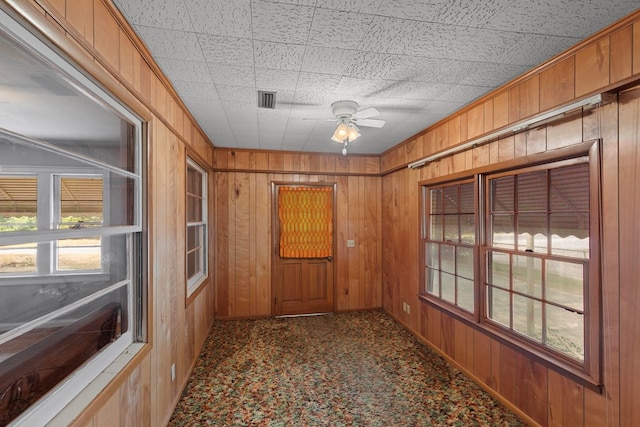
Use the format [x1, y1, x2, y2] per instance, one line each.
[118, 29, 134, 86]
[488, 141, 499, 165]
[489, 339, 501, 391]
[335, 175, 350, 311]
[520, 75, 540, 119]
[497, 136, 515, 162]
[269, 152, 284, 171]
[468, 104, 484, 139]
[441, 309, 455, 356]
[133, 47, 151, 103]
[610, 26, 633, 83]
[119, 363, 143, 424]
[255, 173, 271, 316]
[427, 305, 442, 350]
[508, 85, 521, 123]
[94, 391, 120, 427]
[465, 322, 474, 370]
[235, 173, 251, 316]
[93, 0, 119, 70]
[381, 177, 394, 313]
[357, 176, 368, 308]
[362, 176, 379, 308]
[540, 57, 576, 111]
[547, 369, 584, 427]
[617, 88, 640, 425]
[227, 173, 238, 316]
[452, 151, 466, 173]
[235, 151, 251, 170]
[483, 99, 494, 133]
[514, 133, 527, 158]
[448, 117, 461, 148]
[45, 0, 64, 15]
[459, 111, 468, 143]
[499, 345, 517, 405]
[472, 144, 489, 168]
[546, 113, 583, 150]
[525, 127, 547, 155]
[453, 319, 467, 366]
[494, 91, 510, 129]
[215, 172, 230, 318]
[472, 330, 491, 386]
[347, 175, 361, 309]
[435, 123, 448, 152]
[634, 22, 640, 75]
[514, 354, 548, 426]
[248, 173, 258, 315]
[575, 38, 610, 97]
[66, 0, 93, 45]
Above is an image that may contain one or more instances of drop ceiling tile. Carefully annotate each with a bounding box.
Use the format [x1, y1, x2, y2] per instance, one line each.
[318, 0, 384, 13]
[254, 41, 306, 71]
[216, 85, 257, 104]
[133, 26, 204, 61]
[296, 73, 342, 92]
[198, 34, 254, 67]
[208, 64, 256, 88]
[333, 77, 390, 98]
[438, 84, 491, 105]
[374, 81, 451, 100]
[184, 0, 252, 38]
[375, 0, 447, 21]
[251, 1, 315, 44]
[300, 46, 353, 75]
[455, 61, 530, 87]
[173, 80, 219, 100]
[486, 0, 639, 38]
[433, 0, 509, 27]
[255, 69, 300, 91]
[496, 34, 581, 67]
[343, 53, 403, 80]
[113, 0, 191, 30]
[307, 9, 374, 50]
[155, 58, 212, 83]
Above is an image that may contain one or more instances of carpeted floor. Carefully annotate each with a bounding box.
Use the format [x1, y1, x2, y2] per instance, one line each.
[169, 310, 526, 426]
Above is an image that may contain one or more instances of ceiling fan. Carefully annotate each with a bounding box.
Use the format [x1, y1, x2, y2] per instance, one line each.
[328, 100, 385, 155]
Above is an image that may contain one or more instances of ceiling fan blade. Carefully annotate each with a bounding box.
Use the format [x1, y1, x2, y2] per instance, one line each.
[355, 118, 385, 128]
[353, 107, 379, 120]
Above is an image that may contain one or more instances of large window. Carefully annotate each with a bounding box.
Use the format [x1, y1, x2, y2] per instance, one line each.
[0, 9, 144, 426]
[421, 148, 600, 383]
[186, 158, 207, 297]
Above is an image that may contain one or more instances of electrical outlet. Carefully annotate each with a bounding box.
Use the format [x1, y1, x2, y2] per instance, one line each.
[171, 363, 176, 382]
[406, 304, 411, 315]
[347, 239, 355, 248]
[402, 302, 407, 313]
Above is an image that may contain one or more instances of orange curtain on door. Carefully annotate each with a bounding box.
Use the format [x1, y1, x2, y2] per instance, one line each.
[279, 186, 333, 258]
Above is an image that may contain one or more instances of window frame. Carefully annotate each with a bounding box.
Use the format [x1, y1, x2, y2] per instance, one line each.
[419, 141, 602, 386]
[185, 155, 208, 299]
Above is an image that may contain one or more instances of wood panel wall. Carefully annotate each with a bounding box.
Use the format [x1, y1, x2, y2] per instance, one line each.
[213, 149, 382, 318]
[4, 1, 216, 426]
[380, 10, 640, 427]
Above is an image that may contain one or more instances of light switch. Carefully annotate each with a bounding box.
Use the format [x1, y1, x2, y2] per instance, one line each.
[347, 239, 355, 247]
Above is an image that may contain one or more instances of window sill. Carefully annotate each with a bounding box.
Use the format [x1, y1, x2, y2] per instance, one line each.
[418, 294, 603, 393]
[46, 342, 149, 427]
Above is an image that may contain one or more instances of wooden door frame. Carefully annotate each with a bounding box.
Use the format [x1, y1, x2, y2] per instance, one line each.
[271, 181, 337, 316]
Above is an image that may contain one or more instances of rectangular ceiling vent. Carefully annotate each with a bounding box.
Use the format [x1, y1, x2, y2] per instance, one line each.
[258, 90, 276, 109]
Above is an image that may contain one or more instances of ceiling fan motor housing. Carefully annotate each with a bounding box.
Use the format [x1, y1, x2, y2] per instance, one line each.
[331, 100, 359, 119]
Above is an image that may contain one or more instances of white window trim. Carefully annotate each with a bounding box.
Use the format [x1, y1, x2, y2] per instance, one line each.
[186, 158, 208, 297]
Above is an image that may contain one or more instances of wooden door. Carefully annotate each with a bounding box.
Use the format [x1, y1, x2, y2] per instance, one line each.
[273, 183, 335, 316]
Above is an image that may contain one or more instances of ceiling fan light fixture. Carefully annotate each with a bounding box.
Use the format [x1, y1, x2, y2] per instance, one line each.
[346, 124, 360, 141]
[333, 122, 349, 141]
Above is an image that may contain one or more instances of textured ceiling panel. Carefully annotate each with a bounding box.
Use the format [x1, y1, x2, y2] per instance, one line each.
[111, 0, 639, 155]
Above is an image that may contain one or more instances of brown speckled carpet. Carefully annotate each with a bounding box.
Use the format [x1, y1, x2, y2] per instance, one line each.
[169, 310, 525, 426]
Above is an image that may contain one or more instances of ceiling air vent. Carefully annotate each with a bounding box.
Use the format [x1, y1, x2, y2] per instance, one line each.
[258, 90, 276, 109]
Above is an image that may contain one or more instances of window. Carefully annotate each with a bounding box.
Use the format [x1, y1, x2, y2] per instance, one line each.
[424, 180, 476, 314]
[0, 9, 144, 426]
[186, 158, 207, 297]
[421, 147, 600, 383]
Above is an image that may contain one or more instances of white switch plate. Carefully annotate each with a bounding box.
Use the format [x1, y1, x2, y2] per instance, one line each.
[171, 363, 176, 382]
[347, 239, 355, 247]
